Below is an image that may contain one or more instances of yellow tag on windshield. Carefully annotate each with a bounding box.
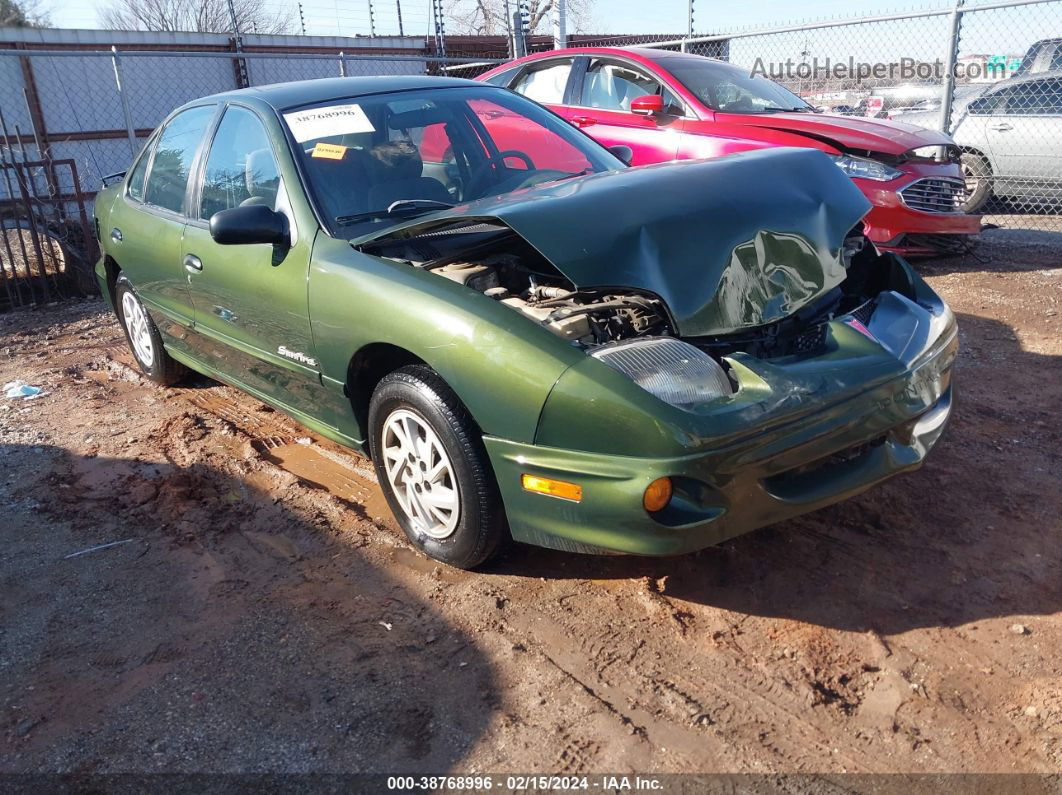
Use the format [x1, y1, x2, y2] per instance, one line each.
[311, 142, 348, 160]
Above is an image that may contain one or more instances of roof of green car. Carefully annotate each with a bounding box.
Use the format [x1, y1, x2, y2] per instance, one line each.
[200, 75, 484, 112]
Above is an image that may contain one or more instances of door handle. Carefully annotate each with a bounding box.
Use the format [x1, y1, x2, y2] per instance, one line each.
[110, 227, 122, 243]
[988, 122, 1013, 132]
[183, 254, 203, 273]
[570, 115, 598, 128]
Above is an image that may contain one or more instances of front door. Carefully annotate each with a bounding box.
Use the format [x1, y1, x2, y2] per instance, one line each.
[182, 104, 326, 421]
[558, 58, 682, 166]
[110, 105, 217, 347]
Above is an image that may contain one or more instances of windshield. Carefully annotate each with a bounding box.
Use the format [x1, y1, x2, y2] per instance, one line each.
[665, 57, 813, 114]
[284, 85, 622, 237]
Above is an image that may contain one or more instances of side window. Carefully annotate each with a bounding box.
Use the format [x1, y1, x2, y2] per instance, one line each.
[511, 59, 573, 105]
[1004, 79, 1062, 115]
[483, 65, 522, 88]
[199, 106, 280, 220]
[125, 138, 154, 202]
[144, 105, 215, 214]
[969, 90, 1005, 115]
[581, 60, 682, 114]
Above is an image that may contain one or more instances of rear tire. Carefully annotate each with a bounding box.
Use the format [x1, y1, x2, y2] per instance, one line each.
[115, 275, 186, 386]
[960, 152, 993, 213]
[368, 365, 506, 569]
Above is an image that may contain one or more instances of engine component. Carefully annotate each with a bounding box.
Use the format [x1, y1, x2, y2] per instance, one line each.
[501, 296, 592, 342]
[432, 261, 500, 292]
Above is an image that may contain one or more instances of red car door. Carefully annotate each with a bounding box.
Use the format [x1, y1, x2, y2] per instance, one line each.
[556, 57, 682, 165]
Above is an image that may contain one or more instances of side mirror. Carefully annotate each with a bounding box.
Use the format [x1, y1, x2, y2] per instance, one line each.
[630, 94, 666, 116]
[209, 204, 289, 246]
[607, 145, 633, 165]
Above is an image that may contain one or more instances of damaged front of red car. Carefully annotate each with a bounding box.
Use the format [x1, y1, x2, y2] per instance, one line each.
[479, 48, 982, 258]
[713, 109, 983, 257]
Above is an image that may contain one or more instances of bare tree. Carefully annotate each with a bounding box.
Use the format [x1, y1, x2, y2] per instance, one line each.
[99, 0, 295, 34]
[1, 0, 50, 27]
[445, 0, 594, 36]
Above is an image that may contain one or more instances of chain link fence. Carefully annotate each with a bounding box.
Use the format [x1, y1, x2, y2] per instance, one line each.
[570, 0, 1062, 239]
[0, 43, 504, 307]
[0, 0, 1058, 308]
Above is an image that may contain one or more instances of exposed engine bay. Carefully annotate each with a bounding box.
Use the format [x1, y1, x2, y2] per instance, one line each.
[360, 220, 907, 361]
[361, 223, 671, 347]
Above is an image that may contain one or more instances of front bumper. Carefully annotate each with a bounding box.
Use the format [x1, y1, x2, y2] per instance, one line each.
[485, 287, 958, 556]
[856, 164, 982, 256]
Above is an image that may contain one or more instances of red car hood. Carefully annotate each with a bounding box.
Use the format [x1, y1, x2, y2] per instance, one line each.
[720, 111, 952, 156]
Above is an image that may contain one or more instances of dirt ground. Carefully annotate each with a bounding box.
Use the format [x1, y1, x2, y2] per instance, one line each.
[1, 231, 1060, 776]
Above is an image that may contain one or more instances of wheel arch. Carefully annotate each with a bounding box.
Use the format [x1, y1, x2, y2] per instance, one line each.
[346, 342, 428, 448]
[103, 254, 122, 308]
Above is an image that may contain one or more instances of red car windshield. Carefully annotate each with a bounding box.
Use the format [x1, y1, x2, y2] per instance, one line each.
[283, 86, 622, 236]
[664, 57, 814, 114]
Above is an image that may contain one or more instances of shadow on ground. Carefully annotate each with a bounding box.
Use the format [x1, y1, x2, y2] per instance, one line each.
[1, 445, 496, 773]
[491, 311, 1062, 636]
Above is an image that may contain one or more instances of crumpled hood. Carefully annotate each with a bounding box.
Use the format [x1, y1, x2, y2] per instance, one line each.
[719, 111, 954, 155]
[356, 148, 871, 337]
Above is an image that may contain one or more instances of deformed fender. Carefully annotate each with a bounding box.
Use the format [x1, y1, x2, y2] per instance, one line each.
[307, 233, 586, 445]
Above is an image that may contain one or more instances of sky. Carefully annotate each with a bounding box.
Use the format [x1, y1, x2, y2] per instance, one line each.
[48, 0, 1059, 68]
[45, 0, 1004, 37]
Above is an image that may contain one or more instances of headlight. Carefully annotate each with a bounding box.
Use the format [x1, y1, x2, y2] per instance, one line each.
[589, 338, 733, 411]
[830, 154, 903, 182]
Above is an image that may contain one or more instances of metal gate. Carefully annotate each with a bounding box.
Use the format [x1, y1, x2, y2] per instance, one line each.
[0, 146, 99, 311]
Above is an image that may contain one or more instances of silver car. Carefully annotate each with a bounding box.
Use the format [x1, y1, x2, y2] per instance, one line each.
[903, 73, 1062, 212]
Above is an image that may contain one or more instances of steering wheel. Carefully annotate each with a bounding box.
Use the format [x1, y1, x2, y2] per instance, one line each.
[492, 149, 536, 171]
[465, 149, 538, 198]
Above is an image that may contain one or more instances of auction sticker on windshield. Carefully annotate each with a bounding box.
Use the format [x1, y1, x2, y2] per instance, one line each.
[283, 104, 374, 143]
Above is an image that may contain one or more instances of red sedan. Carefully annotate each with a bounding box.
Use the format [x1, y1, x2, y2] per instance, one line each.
[478, 48, 981, 257]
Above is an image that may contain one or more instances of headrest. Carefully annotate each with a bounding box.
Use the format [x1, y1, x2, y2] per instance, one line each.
[387, 106, 452, 130]
[245, 148, 278, 197]
[368, 140, 422, 180]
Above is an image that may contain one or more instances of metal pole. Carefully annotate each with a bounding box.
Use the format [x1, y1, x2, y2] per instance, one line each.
[503, 0, 513, 58]
[110, 47, 138, 157]
[368, 0, 376, 36]
[688, 0, 694, 38]
[517, 0, 529, 56]
[938, 0, 965, 133]
[298, 2, 307, 34]
[395, 0, 404, 36]
[552, 0, 566, 49]
[339, 50, 347, 77]
[434, 0, 447, 58]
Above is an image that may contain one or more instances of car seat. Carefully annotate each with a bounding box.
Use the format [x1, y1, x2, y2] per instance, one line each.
[365, 140, 451, 210]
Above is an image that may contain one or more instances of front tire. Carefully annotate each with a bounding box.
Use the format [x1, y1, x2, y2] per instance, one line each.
[115, 275, 186, 386]
[368, 365, 506, 569]
[961, 152, 993, 213]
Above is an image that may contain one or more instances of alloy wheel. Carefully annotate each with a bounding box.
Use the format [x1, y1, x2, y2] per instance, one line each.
[381, 408, 460, 539]
[121, 291, 154, 367]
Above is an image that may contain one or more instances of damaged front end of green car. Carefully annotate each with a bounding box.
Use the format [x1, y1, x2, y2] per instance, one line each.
[358, 147, 956, 556]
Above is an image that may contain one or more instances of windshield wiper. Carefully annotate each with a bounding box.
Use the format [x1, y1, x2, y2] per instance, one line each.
[336, 198, 454, 226]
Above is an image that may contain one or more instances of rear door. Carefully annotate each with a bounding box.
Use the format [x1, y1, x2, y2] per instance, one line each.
[181, 103, 327, 420]
[108, 104, 216, 346]
[561, 57, 682, 165]
[983, 77, 1062, 198]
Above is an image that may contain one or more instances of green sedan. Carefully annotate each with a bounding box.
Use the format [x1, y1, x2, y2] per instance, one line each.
[93, 76, 957, 569]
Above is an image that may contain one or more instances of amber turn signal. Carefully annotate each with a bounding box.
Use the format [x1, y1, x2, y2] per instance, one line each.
[522, 474, 583, 502]
[643, 477, 673, 512]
